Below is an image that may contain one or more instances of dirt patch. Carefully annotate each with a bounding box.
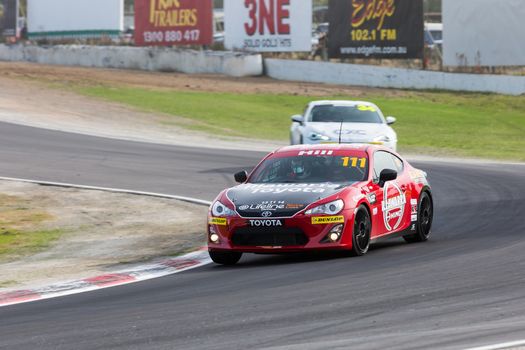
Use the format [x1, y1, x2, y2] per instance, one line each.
[0, 180, 208, 291]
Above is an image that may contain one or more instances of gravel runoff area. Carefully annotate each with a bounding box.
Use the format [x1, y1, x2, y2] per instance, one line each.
[0, 180, 207, 292]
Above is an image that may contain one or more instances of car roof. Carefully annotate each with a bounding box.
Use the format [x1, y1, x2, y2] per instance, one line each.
[308, 100, 377, 108]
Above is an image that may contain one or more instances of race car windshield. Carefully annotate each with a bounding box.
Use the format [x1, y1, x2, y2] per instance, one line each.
[310, 105, 382, 123]
[249, 155, 369, 184]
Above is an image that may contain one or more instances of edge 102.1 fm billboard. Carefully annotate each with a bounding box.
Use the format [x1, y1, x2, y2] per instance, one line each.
[328, 0, 424, 59]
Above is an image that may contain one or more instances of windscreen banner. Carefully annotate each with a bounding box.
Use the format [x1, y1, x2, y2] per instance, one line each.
[134, 0, 213, 46]
[224, 0, 312, 52]
[328, 0, 424, 59]
[1, 0, 19, 37]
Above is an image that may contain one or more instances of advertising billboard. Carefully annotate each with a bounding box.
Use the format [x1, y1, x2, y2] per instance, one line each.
[134, 0, 213, 46]
[1, 0, 19, 37]
[328, 0, 424, 59]
[443, 0, 525, 67]
[27, 0, 123, 39]
[224, 0, 312, 52]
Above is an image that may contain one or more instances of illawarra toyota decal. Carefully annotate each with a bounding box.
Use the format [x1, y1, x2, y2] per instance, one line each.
[381, 181, 406, 231]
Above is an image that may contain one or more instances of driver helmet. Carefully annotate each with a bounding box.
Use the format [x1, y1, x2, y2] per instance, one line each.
[291, 159, 311, 179]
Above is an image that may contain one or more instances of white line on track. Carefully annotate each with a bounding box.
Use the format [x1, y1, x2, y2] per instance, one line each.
[0, 176, 213, 206]
[464, 339, 525, 350]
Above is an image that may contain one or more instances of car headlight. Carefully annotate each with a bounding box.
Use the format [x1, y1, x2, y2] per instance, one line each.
[211, 201, 236, 217]
[372, 135, 391, 143]
[305, 199, 344, 215]
[308, 132, 331, 141]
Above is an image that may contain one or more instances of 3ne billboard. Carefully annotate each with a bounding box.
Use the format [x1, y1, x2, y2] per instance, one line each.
[224, 0, 312, 52]
[328, 0, 424, 59]
[134, 0, 213, 46]
[27, 0, 123, 39]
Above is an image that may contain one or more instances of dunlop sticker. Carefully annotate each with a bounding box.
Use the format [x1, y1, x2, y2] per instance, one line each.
[312, 216, 345, 225]
[209, 217, 227, 226]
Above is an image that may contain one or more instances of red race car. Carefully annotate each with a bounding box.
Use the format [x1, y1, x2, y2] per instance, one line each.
[207, 144, 433, 265]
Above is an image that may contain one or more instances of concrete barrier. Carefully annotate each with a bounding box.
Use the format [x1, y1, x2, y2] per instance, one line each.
[0, 44, 263, 77]
[265, 58, 525, 96]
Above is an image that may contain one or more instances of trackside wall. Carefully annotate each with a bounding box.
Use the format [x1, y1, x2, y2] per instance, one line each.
[0, 45, 524, 95]
[0, 45, 263, 77]
[265, 59, 525, 96]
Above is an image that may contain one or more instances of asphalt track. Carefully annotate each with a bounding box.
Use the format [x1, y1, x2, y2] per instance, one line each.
[0, 121, 525, 350]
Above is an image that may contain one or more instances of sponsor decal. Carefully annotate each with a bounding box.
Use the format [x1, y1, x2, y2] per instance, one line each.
[238, 200, 286, 211]
[367, 193, 377, 204]
[261, 211, 273, 217]
[312, 216, 345, 224]
[411, 214, 418, 221]
[209, 217, 227, 226]
[411, 198, 418, 215]
[381, 181, 406, 231]
[298, 150, 334, 156]
[334, 129, 367, 136]
[243, 183, 338, 194]
[286, 203, 305, 210]
[410, 170, 428, 185]
[411, 224, 416, 231]
[248, 219, 284, 227]
[373, 207, 378, 216]
[357, 105, 377, 112]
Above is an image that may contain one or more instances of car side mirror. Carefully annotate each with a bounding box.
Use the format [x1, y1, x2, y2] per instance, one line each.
[379, 168, 397, 187]
[234, 170, 248, 184]
[386, 116, 396, 125]
[291, 115, 304, 125]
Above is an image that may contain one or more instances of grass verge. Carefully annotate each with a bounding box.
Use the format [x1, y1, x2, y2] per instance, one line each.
[0, 193, 63, 261]
[80, 86, 525, 161]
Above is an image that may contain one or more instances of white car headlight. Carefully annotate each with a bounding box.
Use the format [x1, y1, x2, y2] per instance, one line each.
[305, 199, 344, 215]
[211, 201, 236, 217]
[373, 135, 391, 143]
[308, 132, 331, 141]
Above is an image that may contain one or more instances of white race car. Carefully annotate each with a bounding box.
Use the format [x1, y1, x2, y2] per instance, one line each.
[290, 100, 398, 151]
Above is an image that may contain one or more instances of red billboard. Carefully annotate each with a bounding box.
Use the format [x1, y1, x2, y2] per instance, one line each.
[134, 0, 213, 46]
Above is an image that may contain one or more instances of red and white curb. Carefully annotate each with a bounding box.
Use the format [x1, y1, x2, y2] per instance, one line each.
[0, 247, 211, 307]
[0, 176, 213, 308]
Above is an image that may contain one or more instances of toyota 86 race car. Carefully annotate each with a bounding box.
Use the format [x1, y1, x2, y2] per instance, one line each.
[207, 144, 433, 265]
[290, 100, 398, 151]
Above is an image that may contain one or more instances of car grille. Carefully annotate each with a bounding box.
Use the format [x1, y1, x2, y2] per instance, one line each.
[232, 227, 308, 247]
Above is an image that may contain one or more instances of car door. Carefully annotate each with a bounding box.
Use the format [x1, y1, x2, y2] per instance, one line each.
[368, 151, 412, 238]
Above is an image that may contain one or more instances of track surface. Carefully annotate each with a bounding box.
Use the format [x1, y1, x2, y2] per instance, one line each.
[0, 121, 525, 350]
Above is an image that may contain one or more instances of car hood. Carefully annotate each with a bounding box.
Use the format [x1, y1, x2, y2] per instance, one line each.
[226, 183, 352, 218]
[306, 122, 394, 142]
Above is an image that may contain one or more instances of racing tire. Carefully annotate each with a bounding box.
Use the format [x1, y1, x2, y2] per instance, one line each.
[351, 206, 371, 256]
[403, 192, 433, 243]
[209, 250, 243, 265]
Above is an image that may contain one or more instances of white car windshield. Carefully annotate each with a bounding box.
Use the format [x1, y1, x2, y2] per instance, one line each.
[310, 105, 382, 124]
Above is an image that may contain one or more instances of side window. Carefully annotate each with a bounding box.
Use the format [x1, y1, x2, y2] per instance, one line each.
[373, 151, 397, 180]
[392, 154, 404, 173]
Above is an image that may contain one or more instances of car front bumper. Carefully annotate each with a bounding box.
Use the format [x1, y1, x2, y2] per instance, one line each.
[207, 210, 356, 253]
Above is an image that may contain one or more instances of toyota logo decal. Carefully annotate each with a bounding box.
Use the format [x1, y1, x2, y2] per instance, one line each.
[261, 211, 273, 217]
